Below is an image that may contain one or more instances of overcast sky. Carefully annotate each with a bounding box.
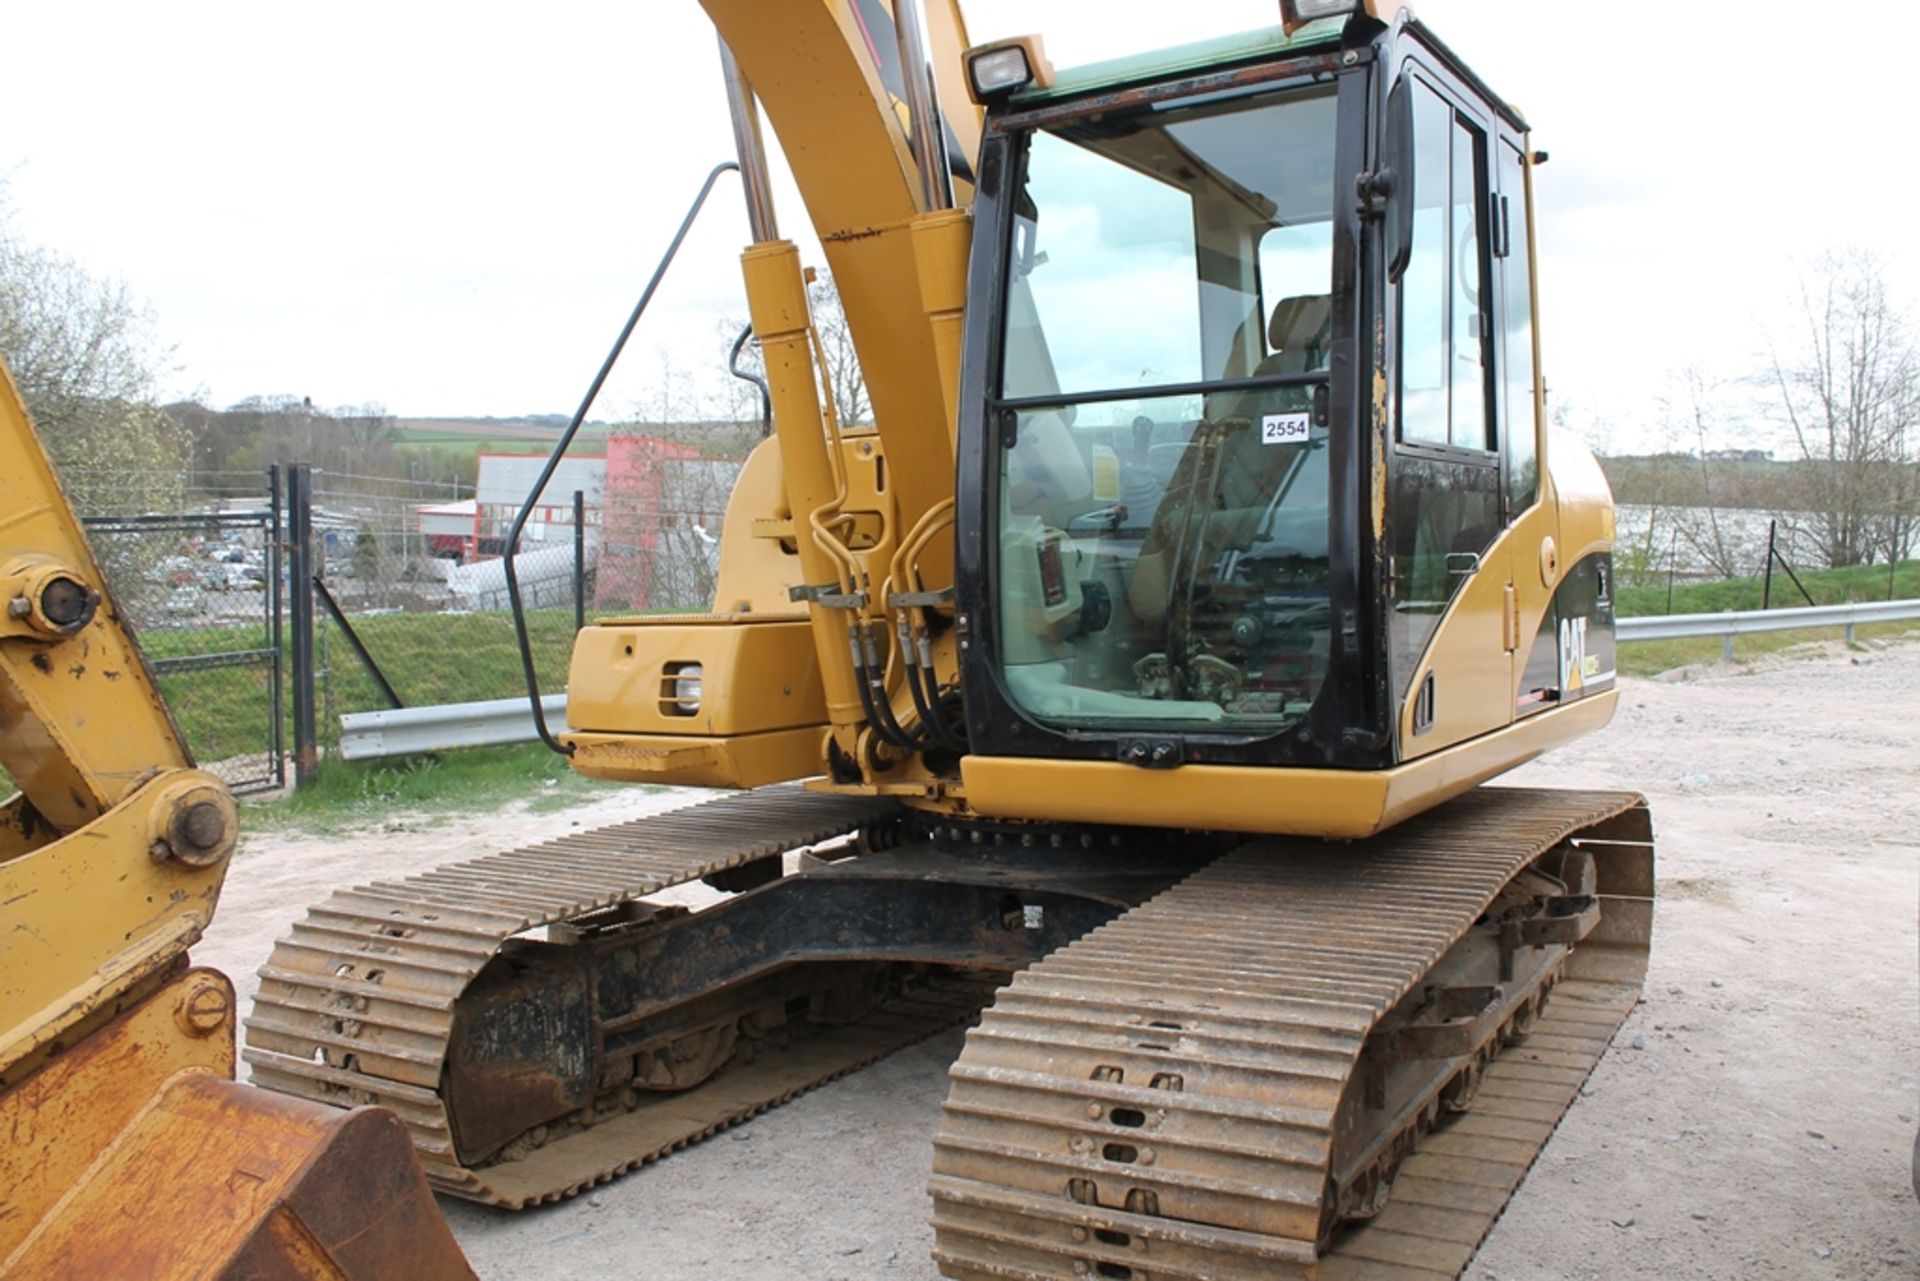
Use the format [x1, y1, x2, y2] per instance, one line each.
[5, 2, 1915, 453]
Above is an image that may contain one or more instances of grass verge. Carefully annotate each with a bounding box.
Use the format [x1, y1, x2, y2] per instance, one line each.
[136, 607, 579, 767]
[1619, 619, 1920, 676]
[242, 742, 631, 835]
[1617, 559, 1919, 616]
[1616, 559, 1919, 675]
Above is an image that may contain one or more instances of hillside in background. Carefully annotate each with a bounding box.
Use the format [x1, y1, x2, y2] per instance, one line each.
[393, 416, 616, 454]
[1598, 452, 1796, 510]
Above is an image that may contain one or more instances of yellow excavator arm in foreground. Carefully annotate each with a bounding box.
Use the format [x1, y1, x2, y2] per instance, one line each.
[0, 358, 473, 1279]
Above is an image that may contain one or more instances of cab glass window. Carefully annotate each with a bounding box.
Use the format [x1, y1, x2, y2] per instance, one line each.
[993, 83, 1339, 735]
[1399, 78, 1490, 452]
[1498, 140, 1538, 509]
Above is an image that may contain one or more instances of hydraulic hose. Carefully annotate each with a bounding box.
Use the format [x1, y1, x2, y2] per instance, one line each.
[727, 322, 772, 436]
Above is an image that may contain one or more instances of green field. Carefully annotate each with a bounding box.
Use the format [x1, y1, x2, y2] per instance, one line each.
[248, 741, 627, 833]
[391, 429, 615, 450]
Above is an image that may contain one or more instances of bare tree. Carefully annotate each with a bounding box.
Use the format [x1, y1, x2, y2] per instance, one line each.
[809, 274, 870, 428]
[1766, 250, 1920, 568]
[178, 394, 402, 485]
[1663, 368, 1747, 579]
[655, 457, 743, 609]
[334, 402, 398, 457]
[0, 185, 188, 514]
[704, 271, 868, 436]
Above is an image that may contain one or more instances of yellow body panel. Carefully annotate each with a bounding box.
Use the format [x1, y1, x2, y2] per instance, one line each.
[1396, 445, 1616, 760]
[961, 690, 1615, 839]
[567, 726, 825, 789]
[1549, 427, 1618, 571]
[707, 436, 808, 616]
[569, 617, 825, 738]
[1399, 522, 1518, 757]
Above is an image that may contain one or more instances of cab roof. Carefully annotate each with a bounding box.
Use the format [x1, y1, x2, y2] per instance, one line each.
[1003, 14, 1528, 134]
[1009, 19, 1348, 106]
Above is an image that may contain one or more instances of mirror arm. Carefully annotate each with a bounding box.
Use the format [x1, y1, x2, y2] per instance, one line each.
[1355, 166, 1395, 218]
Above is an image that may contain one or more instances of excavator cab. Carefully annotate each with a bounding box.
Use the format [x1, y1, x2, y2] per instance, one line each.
[955, 6, 1620, 835]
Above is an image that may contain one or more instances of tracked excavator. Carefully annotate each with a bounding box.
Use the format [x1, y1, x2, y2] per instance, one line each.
[0, 368, 475, 1273]
[249, 2, 1654, 1277]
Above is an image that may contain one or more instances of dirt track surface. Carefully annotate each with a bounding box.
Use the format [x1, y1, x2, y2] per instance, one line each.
[198, 640, 1920, 1280]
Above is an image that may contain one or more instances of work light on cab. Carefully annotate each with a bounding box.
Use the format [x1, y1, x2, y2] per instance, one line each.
[1279, 0, 1406, 34]
[962, 36, 1053, 104]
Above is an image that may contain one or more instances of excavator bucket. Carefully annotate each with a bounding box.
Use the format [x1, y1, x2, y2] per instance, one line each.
[0, 968, 473, 1281]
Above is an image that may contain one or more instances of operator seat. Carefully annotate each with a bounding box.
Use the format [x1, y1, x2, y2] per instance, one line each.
[1128, 295, 1332, 625]
[1261, 293, 1332, 377]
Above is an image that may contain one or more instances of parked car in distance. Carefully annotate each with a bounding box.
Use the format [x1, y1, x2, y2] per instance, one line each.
[224, 563, 266, 590]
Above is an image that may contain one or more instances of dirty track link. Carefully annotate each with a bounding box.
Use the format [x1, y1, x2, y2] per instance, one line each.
[931, 787, 1654, 1281]
[244, 785, 1201, 1208]
[245, 787, 939, 1206]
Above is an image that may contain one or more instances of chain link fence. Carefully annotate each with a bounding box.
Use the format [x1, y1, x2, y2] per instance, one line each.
[46, 432, 755, 788]
[79, 498, 285, 794]
[293, 434, 747, 760]
[292, 469, 564, 758]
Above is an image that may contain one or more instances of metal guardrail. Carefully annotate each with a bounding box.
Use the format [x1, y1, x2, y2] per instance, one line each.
[1618, 598, 1920, 661]
[338, 694, 568, 761]
[331, 598, 1920, 762]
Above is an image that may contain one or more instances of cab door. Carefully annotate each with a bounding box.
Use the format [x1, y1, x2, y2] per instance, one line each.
[1385, 70, 1513, 757]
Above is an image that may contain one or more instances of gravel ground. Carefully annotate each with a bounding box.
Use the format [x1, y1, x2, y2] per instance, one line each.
[196, 638, 1920, 1280]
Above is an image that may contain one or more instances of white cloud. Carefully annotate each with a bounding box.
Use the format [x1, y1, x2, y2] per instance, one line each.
[2, 0, 1913, 448]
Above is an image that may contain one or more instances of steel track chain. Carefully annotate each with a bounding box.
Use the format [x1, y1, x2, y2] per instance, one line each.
[930, 787, 1654, 1281]
[244, 785, 928, 1207]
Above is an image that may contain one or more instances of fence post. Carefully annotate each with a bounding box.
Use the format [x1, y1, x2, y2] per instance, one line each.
[574, 488, 586, 633]
[286, 464, 318, 786]
[1762, 519, 1777, 610]
[1665, 526, 1679, 615]
[267, 464, 288, 790]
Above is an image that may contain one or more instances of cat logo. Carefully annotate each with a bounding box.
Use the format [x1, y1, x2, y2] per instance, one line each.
[1560, 615, 1588, 693]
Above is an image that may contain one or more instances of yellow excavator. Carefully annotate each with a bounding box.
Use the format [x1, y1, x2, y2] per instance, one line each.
[0, 366, 476, 1273]
[244, 2, 1653, 1278]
